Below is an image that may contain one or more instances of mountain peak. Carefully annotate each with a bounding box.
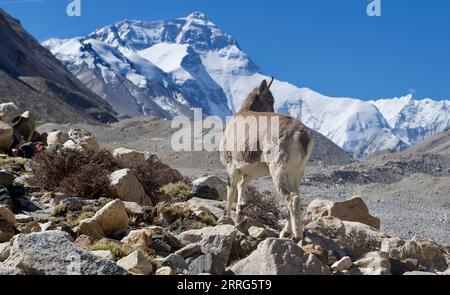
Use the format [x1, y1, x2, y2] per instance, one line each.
[185, 11, 209, 21]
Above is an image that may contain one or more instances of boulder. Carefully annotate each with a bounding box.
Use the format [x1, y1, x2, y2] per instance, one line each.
[74, 235, 95, 250]
[80, 199, 128, 239]
[305, 197, 380, 229]
[0, 205, 16, 227]
[2, 231, 129, 275]
[68, 129, 100, 151]
[0, 171, 15, 186]
[301, 243, 328, 266]
[14, 214, 34, 224]
[231, 238, 331, 275]
[161, 253, 189, 275]
[191, 176, 227, 201]
[124, 202, 145, 219]
[0, 205, 16, 242]
[63, 139, 83, 150]
[109, 169, 152, 206]
[79, 219, 105, 240]
[306, 216, 386, 259]
[189, 254, 217, 275]
[46, 131, 69, 145]
[146, 226, 184, 249]
[175, 244, 202, 259]
[121, 229, 153, 253]
[186, 197, 225, 219]
[0, 186, 12, 208]
[155, 266, 174, 275]
[0, 102, 20, 124]
[113, 148, 146, 165]
[248, 226, 277, 239]
[353, 252, 391, 275]
[117, 250, 153, 275]
[331, 256, 353, 272]
[91, 250, 114, 261]
[0, 121, 13, 152]
[20, 220, 41, 234]
[178, 225, 236, 275]
[13, 111, 36, 141]
[0, 242, 11, 261]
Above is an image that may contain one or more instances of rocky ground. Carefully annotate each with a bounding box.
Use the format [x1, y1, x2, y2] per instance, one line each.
[1, 109, 448, 275]
[39, 117, 450, 246]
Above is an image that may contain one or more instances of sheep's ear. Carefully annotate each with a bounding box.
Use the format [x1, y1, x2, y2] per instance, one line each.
[259, 80, 268, 94]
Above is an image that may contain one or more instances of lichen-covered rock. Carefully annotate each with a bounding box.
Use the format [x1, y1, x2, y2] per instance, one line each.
[191, 176, 227, 201]
[121, 229, 153, 253]
[68, 129, 100, 151]
[117, 250, 153, 275]
[231, 238, 331, 275]
[305, 197, 380, 229]
[109, 169, 152, 206]
[113, 148, 146, 165]
[353, 251, 391, 275]
[46, 131, 69, 145]
[178, 225, 236, 275]
[2, 231, 129, 275]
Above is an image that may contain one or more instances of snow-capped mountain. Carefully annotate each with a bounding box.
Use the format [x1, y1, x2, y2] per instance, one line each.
[43, 12, 450, 158]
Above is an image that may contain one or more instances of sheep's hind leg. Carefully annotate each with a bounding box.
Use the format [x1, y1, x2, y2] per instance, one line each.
[225, 166, 240, 218]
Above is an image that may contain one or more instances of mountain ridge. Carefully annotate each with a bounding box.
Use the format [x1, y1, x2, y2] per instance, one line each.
[42, 11, 450, 157]
[0, 9, 118, 124]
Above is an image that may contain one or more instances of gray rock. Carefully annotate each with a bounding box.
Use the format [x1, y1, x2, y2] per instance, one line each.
[0, 186, 12, 208]
[191, 176, 227, 201]
[331, 256, 353, 272]
[175, 244, 202, 259]
[109, 169, 152, 206]
[161, 253, 189, 274]
[189, 254, 217, 275]
[178, 225, 236, 275]
[0, 242, 11, 262]
[2, 231, 129, 275]
[354, 251, 391, 275]
[113, 148, 146, 165]
[231, 238, 331, 275]
[117, 250, 153, 275]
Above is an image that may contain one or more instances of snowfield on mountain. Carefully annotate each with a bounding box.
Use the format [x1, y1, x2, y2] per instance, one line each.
[43, 12, 450, 158]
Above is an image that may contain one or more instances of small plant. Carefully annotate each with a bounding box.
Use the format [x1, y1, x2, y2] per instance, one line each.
[90, 239, 134, 261]
[53, 203, 68, 216]
[161, 181, 192, 201]
[155, 202, 191, 222]
[29, 149, 120, 199]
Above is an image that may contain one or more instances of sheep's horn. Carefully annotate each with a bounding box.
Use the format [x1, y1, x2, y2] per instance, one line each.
[268, 77, 275, 89]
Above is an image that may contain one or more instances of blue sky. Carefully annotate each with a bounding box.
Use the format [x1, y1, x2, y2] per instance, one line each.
[1, 0, 449, 101]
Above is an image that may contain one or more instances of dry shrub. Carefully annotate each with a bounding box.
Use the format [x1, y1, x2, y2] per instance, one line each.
[242, 187, 281, 230]
[153, 201, 211, 234]
[161, 181, 192, 202]
[28, 149, 183, 202]
[28, 149, 120, 199]
[128, 155, 184, 204]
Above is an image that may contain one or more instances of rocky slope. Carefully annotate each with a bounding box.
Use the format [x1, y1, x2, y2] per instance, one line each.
[0, 101, 448, 275]
[0, 9, 117, 124]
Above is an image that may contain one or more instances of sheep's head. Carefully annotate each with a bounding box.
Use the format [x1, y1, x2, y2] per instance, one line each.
[239, 78, 275, 113]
